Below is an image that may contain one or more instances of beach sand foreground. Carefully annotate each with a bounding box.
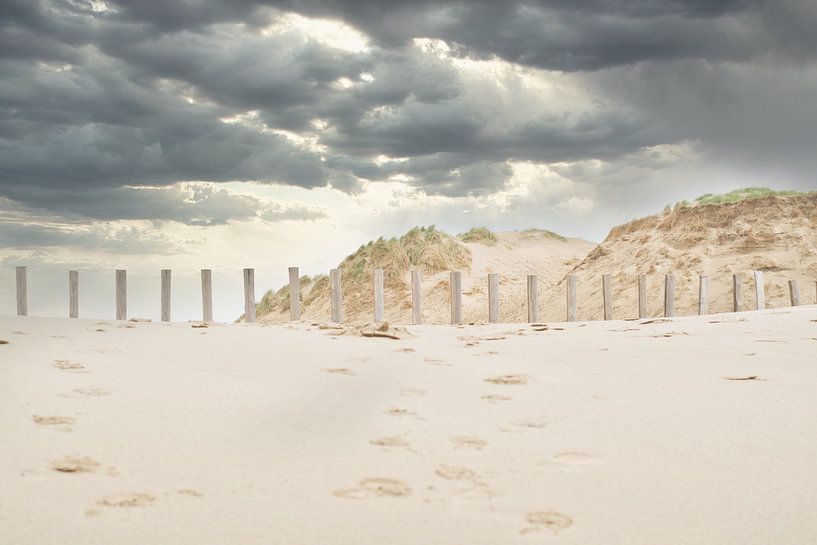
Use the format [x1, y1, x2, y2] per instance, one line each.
[1, 309, 816, 544]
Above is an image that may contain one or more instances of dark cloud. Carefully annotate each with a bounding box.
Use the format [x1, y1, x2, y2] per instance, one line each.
[1, 0, 816, 243]
[98, 1, 816, 70]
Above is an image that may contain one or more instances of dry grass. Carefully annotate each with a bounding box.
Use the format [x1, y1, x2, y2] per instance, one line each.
[255, 226, 471, 320]
[459, 227, 498, 246]
[519, 228, 568, 242]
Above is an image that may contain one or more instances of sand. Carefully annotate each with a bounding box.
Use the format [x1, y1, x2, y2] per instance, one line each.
[541, 194, 817, 321]
[258, 230, 596, 325]
[2, 307, 817, 544]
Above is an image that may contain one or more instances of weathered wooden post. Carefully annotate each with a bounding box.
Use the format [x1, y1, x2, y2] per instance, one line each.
[201, 269, 213, 322]
[243, 268, 255, 323]
[450, 271, 462, 324]
[161, 269, 171, 322]
[115, 269, 127, 320]
[602, 274, 613, 320]
[753, 270, 765, 310]
[411, 269, 422, 324]
[789, 279, 801, 307]
[638, 274, 647, 319]
[732, 274, 742, 312]
[373, 269, 384, 322]
[330, 268, 343, 323]
[288, 267, 301, 321]
[526, 274, 538, 323]
[566, 274, 577, 322]
[698, 275, 709, 315]
[15, 266, 27, 316]
[664, 274, 675, 317]
[488, 273, 499, 323]
[69, 270, 78, 318]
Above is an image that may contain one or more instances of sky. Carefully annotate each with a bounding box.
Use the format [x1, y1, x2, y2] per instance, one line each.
[1, 0, 817, 322]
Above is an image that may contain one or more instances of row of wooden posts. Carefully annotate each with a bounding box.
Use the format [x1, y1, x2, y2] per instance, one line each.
[10, 266, 814, 324]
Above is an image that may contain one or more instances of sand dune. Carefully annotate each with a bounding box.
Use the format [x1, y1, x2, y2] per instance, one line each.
[255, 227, 595, 325]
[252, 194, 816, 326]
[2, 307, 817, 544]
[540, 193, 817, 321]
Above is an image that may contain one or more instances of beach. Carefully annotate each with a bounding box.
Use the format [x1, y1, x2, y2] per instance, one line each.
[2, 308, 816, 544]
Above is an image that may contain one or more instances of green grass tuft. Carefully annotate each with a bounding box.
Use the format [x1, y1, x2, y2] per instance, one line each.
[458, 227, 498, 245]
[693, 187, 806, 206]
[519, 228, 567, 242]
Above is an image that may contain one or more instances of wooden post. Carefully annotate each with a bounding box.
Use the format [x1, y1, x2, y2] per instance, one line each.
[288, 267, 301, 321]
[698, 275, 709, 315]
[69, 270, 78, 319]
[161, 269, 171, 322]
[488, 273, 499, 323]
[566, 274, 577, 322]
[411, 269, 422, 324]
[201, 269, 213, 322]
[115, 269, 127, 320]
[602, 274, 613, 320]
[243, 268, 255, 323]
[732, 274, 742, 312]
[789, 279, 801, 307]
[330, 268, 343, 323]
[373, 269, 384, 322]
[638, 274, 647, 319]
[664, 274, 675, 317]
[526, 274, 538, 323]
[450, 271, 462, 325]
[15, 266, 27, 316]
[754, 271, 765, 310]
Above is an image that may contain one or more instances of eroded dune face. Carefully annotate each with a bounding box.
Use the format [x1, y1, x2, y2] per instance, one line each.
[253, 228, 596, 325]
[540, 194, 817, 321]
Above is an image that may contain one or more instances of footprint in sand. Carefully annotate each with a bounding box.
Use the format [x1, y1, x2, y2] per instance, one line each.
[322, 367, 355, 376]
[434, 465, 493, 499]
[499, 418, 547, 433]
[51, 456, 100, 473]
[484, 374, 528, 385]
[384, 407, 419, 418]
[97, 493, 155, 507]
[32, 415, 76, 427]
[424, 357, 452, 367]
[177, 489, 203, 497]
[393, 348, 416, 353]
[54, 360, 86, 372]
[369, 436, 412, 450]
[451, 436, 487, 450]
[472, 350, 500, 357]
[521, 511, 573, 535]
[481, 394, 512, 403]
[553, 451, 594, 463]
[333, 478, 411, 499]
[73, 387, 110, 396]
[399, 388, 427, 398]
[435, 465, 480, 481]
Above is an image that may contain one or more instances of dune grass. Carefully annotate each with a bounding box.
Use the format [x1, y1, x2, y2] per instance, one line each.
[519, 228, 568, 242]
[694, 187, 805, 206]
[255, 226, 472, 318]
[459, 227, 498, 246]
[664, 187, 809, 213]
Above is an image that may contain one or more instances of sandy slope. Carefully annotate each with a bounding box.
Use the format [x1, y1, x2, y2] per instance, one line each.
[2, 308, 817, 545]
[540, 194, 817, 321]
[258, 231, 595, 325]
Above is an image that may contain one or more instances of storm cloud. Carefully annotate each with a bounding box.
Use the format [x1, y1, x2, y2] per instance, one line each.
[1, 0, 816, 235]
